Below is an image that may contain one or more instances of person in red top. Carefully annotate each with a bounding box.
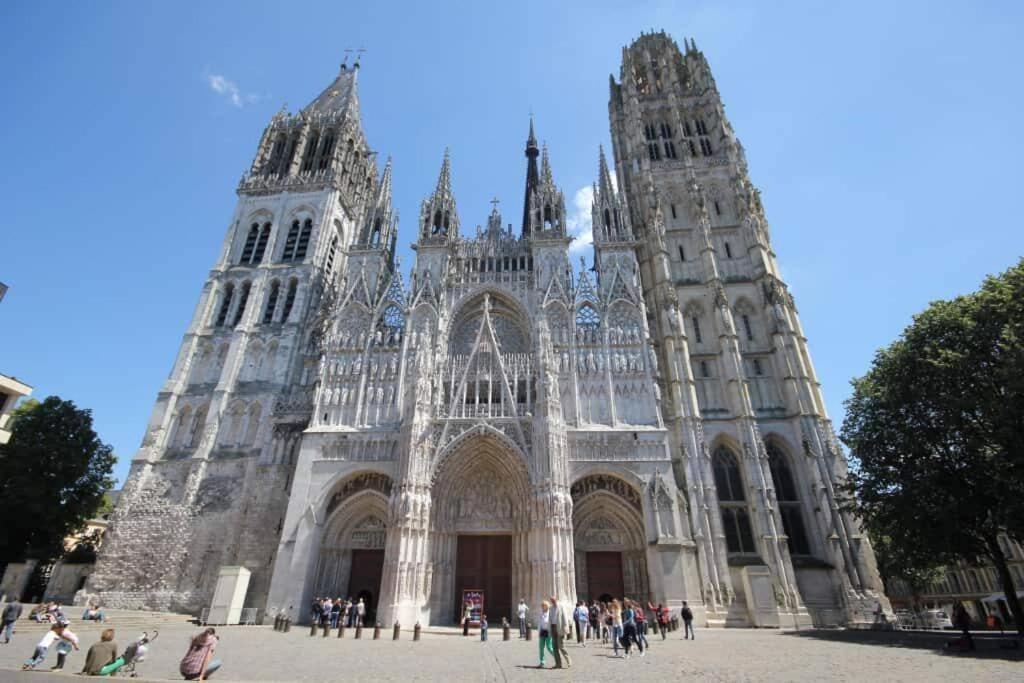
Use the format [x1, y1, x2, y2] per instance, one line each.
[648, 602, 670, 640]
[632, 600, 650, 650]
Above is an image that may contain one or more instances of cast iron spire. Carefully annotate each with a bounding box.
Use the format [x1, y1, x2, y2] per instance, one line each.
[521, 116, 540, 237]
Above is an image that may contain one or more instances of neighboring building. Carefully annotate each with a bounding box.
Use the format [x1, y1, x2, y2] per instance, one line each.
[87, 33, 888, 627]
[0, 373, 33, 444]
[886, 534, 1024, 624]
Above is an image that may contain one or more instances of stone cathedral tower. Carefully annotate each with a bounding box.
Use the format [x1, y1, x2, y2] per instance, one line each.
[88, 35, 888, 629]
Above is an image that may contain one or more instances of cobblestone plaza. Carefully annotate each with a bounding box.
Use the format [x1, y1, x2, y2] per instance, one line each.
[1, 620, 1020, 681]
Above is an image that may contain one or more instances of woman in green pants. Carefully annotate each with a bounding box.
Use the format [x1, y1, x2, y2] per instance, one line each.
[537, 600, 555, 667]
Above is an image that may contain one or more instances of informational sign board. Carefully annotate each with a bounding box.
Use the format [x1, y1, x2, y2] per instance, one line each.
[461, 588, 484, 626]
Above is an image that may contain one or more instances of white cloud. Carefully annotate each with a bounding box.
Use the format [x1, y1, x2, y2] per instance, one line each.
[566, 185, 594, 263]
[206, 73, 259, 108]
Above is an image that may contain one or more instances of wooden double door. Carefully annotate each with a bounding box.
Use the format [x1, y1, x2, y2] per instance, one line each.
[347, 549, 384, 622]
[455, 535, 512, 623]
[586, 551, 625, 602]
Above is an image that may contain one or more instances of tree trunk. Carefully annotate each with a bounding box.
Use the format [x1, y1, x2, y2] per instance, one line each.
[986, 535, 1024, 634]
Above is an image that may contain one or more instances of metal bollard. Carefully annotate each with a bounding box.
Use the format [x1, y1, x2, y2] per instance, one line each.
[502, 618, 510, 641]
[355, 623, 363, 639]
[525, 622, 532, 641]
[337, 623, 345, 638]
[414, 622, 421, 641]
[393, 621, 401, 640]
[322, 622, 330, 637]
[373, 622, 381, 640]
[283, 617, 291, 633]
[310, 620, 318, 637]
[273, 614, 280, 631]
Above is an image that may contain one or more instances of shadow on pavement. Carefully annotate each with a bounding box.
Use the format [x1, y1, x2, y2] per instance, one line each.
[782, 629, 1024, 662]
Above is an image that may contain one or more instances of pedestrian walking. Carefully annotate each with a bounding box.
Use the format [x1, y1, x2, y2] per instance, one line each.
[330, 599, 341, 628]
[81, 628, 119, 676]
[588, 601, 600, 641]
[2, 597, 23, 644]
[356, 598, 366, 627]
[517, 599, 529, 638]
[609, 599, 624, 656]
[621, 600, 644, 658]
[480, 614, 488, 641]
[536, 600, 555, 668]
[574, 601, 589, 646]
[548, 596, 572, 669]
[952, 602, 974, 651]
[22, 623, 77, 670]
[649, 602, 670, 640]
[681, 601, 695, 640]
[180, 627, 221, 681]
[633, 599, 650, 650]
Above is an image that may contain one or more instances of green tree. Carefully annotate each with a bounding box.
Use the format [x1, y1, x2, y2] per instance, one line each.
[0, 396, 116, 563]
[841, 258, 1024, 632]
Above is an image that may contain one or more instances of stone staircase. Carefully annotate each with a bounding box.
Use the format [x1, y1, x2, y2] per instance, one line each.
[11, 608, 198, 636]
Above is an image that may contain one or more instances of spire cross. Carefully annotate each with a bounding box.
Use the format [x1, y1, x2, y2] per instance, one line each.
[354, 47, 367, 66]
[490, 197, 501, 211]
[341, 48, 353, 67]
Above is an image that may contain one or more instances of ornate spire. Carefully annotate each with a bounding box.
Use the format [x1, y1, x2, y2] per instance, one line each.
[357, 156, 397, 251]
[522, 117, 540, 236]
[377, 156, 393, 208]
[523, 135, 566, 237]
[597, 145, 615, 199]
[301, 62, 360, 119]
[419, 149, 458, 242]
[540, 144, 554, 185]
[592, 146, 633, 245]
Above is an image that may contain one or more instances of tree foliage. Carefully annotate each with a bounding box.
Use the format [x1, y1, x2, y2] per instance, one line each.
[0, 396, 116, 563]
[841, 258, 1024, 631]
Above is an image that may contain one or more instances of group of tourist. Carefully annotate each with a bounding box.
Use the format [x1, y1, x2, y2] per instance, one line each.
[311, 596, 366, 628]
[3, 595, 222, 680]
[516, 596, 696, 668]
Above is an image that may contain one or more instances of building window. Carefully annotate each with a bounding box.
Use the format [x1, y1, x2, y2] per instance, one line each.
[724, 242, 733, 259]
[214, 283, 234, 327]
[753, 358, 763, 375]
[188, 404, 209, 449]
[648, 142, 661, 161]
[262, 280, 280, 324]
[232, 282, 251, 326]
[692, 316, 703, 344]
[714, 200, 722, 216]
[664, 140, 677, 159]
[317, 129, 336, 171]
[768, 444, 811, 555]
[301, 130, 320, 172]
[280, 279, 298, 323]
[700, 138, 714, 156]
[670, 204, 677, 220]
[294, 219, 313, 260]
[239, 223, 259, 263]
[253, 223, 272, 263]
[713, 447, 757, 554]
[700, 360, 709, 378]
[282, 221, 300, 261]
[678, 245, 685, 262]
[325, 236, 338, 277]
[576, 304, 601, 329]
[742, 314, 753, 341]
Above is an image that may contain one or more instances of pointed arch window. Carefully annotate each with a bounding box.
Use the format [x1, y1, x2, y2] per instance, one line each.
[280, 279, 298, 323]
[282, 220, 300, 261]
[239, 224, 259, 263]
[301, 130, 320, 172]
[294, 219, 313, 260]
[768, 444, 810, 555]
[232, 281, 251, 326]
[742, 314, 753, 341]
[713, 447, 757, 554]
[252, 222, 272, 263]
[214, 283, 234, 327]
[576, 304, 601, 329]
[317, 129, 336, 171]
[379, 304, 404, 345]
[691, 316, 703, 344]
[262, 280, 280, 324]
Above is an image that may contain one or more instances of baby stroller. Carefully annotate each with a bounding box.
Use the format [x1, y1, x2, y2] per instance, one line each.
[114, 630, 158, 678]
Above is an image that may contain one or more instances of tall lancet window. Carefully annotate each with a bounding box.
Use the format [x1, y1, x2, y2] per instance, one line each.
[768, 443, 811, 555]
[713, 446, 757, 554]
[280, 279, 298, 323]
[262, 280, 280, 324]
[294, 219, 313, 259]
[214, 283, 234, 327]
[252, 222, 272, 263]
[232, 281, 251, 326]
[239, 224, 260, 263]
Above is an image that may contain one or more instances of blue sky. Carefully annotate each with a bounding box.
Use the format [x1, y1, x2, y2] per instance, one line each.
[1, 1, 1022, 485]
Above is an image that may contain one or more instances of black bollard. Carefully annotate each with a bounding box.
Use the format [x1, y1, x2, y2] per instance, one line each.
[337, 623, 345, 638]
[273, 614, 280, 631]
[502, 618, 510, 641]
[525, 622, 532, 641]
[283, 617, 291, 633]
[355, 623, 363, 639]
[310, 620, 318, 637]
[414, 622, 421, 641]
[322, 622, 330, 637]
[393, 621, 401, 640]
[373, 622, 381, 640]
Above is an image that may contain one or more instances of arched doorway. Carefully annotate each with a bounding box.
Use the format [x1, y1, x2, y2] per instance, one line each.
[429, 429, 532, 625]
[571, 474, 650, 603]
[313, 473, 391, 624]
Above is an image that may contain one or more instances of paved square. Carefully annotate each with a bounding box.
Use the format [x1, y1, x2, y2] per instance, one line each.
[0, 620, 1020, 681]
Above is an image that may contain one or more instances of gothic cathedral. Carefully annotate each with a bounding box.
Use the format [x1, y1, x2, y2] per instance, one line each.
[86, 33, 889, 628]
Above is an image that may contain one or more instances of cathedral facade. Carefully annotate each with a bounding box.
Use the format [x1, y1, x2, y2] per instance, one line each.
[86, 33, 889, 628]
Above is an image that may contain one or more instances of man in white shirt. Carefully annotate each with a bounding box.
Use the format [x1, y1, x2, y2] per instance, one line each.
[517, 599, 529, 638]
[547, 596, 572, 669]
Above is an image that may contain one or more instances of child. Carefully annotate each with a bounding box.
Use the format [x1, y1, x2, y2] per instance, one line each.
[480, 614, 488, 641]
[52, 623, 80, 671]
[23, 623, 77, 670]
